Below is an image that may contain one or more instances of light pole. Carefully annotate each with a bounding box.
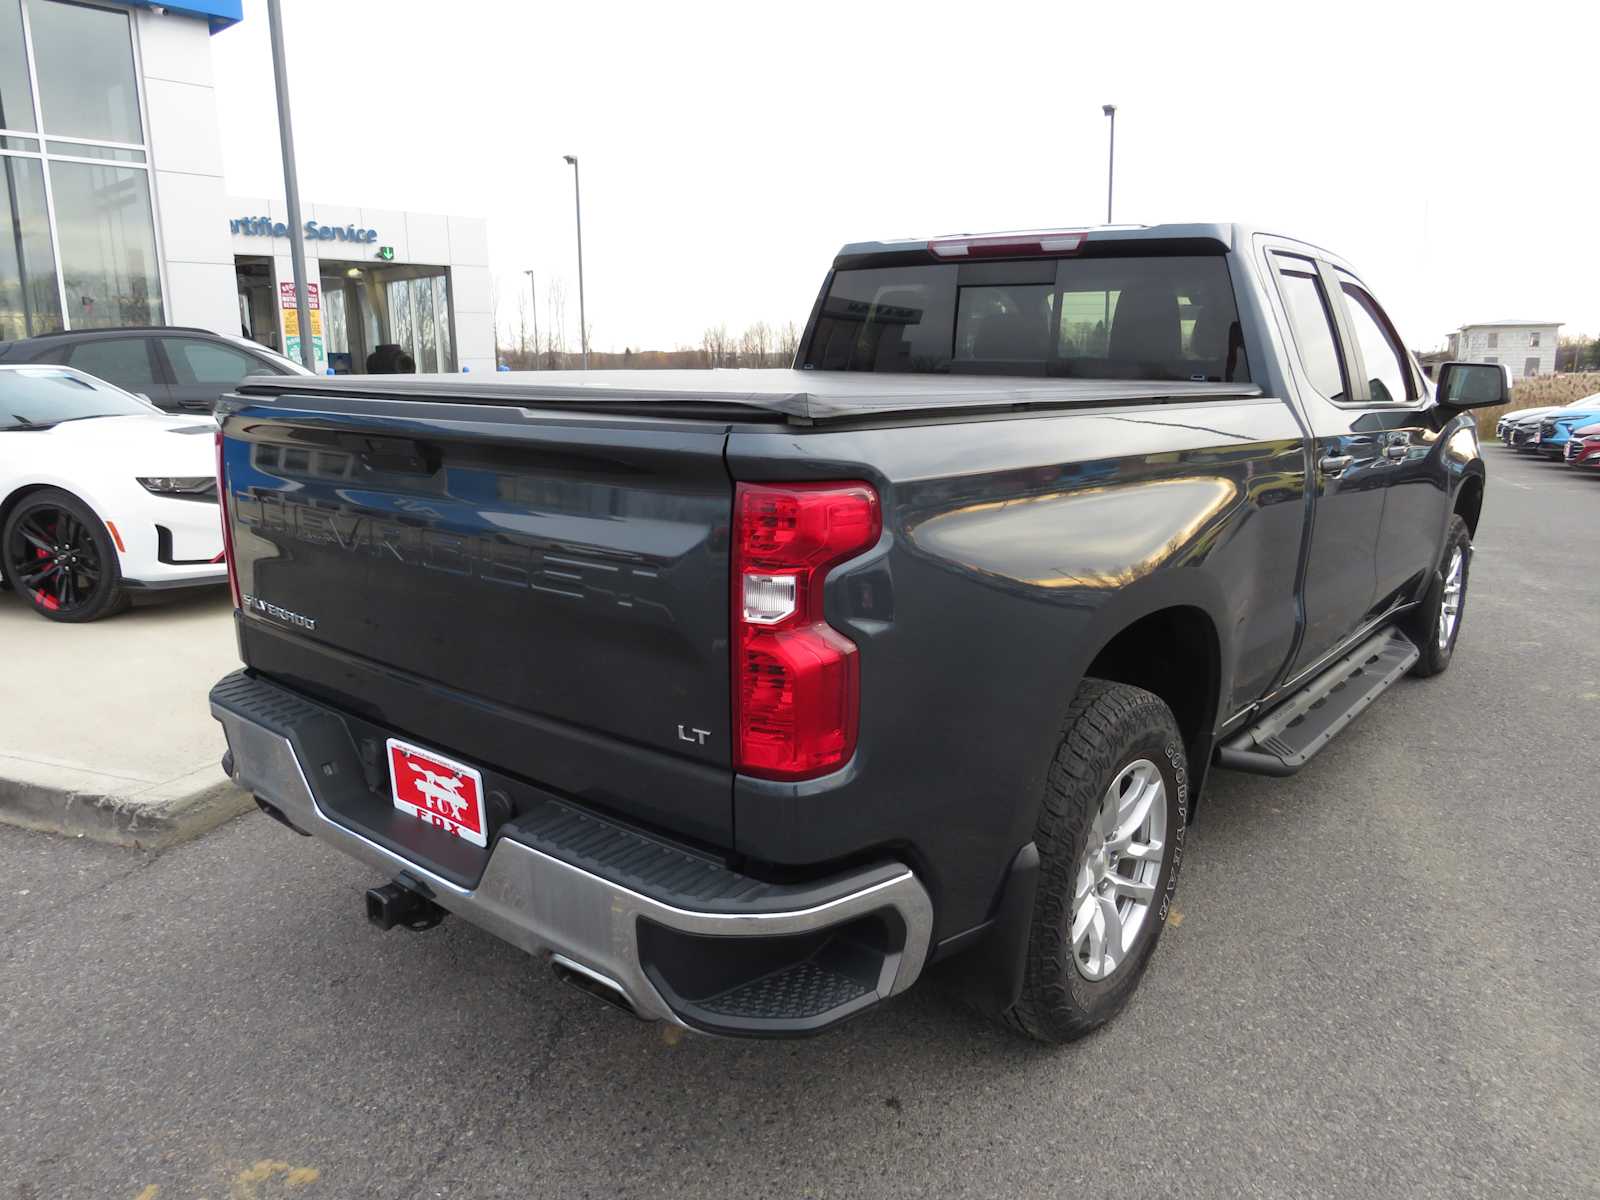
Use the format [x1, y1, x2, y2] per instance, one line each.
[523, 267, 538, 368]
[1102, 104, 1117, 225]
[562, 155, 588, 370]
[267, 0, 315, 371]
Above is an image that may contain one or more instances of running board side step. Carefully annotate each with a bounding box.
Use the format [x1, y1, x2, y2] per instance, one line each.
[1215, 628, 1420, 777]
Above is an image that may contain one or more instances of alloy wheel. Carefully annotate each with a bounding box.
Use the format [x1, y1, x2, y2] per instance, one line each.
[1439, 545, 1466, 652]
[5, 505, 104, 616]
[1071, 758, 1168, 981]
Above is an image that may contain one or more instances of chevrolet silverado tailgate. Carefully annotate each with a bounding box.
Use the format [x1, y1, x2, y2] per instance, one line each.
[218, 392, 734, 846]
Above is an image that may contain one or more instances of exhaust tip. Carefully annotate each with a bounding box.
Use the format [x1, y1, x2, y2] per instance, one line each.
[254, 795, 311, 837]
[550, 955, 640, 1018]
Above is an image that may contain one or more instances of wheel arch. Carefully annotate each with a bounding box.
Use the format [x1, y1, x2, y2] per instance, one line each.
[955, 604, 1222, 1021]
[1082, 603, 1222, 798]
[1068, 574, 1231, 823]
[0, 482, 113, 582]
[0, 484, 56, 582]
[1453, 467, 1485, 537]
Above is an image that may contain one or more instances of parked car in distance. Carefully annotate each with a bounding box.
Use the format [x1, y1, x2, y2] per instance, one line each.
[1534, 398, 1600, 459]
[0, 326, 310, 414]
[1503, 409, 1547, 448]
[1564, 422, 1600, 469]
[211, 222, 1500, 1044]
[0, 365, 226, 621]
[1497, 406, 1557, 442]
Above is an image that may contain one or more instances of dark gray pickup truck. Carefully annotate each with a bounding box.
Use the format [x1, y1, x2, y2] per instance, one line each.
[209, 223, 1505, 1042]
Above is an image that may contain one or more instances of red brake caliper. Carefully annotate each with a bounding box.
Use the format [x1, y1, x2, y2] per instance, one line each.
[32, 516, 59, 611]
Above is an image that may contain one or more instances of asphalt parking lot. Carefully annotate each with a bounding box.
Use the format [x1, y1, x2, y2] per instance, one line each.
[2, 445, 1596, 1200]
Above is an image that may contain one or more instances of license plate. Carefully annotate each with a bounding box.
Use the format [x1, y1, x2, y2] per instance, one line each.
[386, 737, 487, 847]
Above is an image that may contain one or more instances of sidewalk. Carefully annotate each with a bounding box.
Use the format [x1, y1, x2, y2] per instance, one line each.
[0, 588, 250, 847]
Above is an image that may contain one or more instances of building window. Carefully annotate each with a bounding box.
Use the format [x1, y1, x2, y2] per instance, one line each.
[50, 160, 162, 327]
[0, 0, 35, 134]
[0, 155, 62, 339]
[1487, 330, 1498, 348]
[26, 0, 144, 145]
[0, 0, 162, 337]
[1524, 357, 1539, 378]
[384, 273, 453, 372]
[1529, 331, 1540, 348]
[1484, 355, 1498, 365]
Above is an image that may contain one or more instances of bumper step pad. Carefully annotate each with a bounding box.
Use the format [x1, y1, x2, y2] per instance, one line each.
[700, 959, 872, 1020]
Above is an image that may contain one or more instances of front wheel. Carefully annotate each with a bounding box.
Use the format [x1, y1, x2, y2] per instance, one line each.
[1, 488, 128, 622]
[1000, 680, 1186, 1044]
[1405, 515, 1471, 677]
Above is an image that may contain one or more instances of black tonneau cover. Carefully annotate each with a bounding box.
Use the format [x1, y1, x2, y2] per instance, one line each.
[234, 369, 1262, 424]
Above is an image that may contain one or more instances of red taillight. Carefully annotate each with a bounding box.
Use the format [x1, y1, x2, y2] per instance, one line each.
[732, 481, 880, 781]
[215, 430, 241, 610]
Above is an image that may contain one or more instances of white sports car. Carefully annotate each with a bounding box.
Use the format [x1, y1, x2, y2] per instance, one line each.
[1, 364, 226, 621]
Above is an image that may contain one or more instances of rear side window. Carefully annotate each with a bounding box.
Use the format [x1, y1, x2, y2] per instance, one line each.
[67, 337, 156, 389]
[161, 337, 264, 386]
[1274, 268, 1346, 401]
[802, 254, 1250, 382]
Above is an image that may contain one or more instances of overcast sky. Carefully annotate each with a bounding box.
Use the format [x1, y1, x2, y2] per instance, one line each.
[211, 0, 1600, 356]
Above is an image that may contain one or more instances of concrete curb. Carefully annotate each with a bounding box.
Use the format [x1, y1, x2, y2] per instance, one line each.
[0, 768, 254, 849]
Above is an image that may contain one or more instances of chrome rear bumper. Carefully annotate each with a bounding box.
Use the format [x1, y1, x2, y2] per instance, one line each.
[211, 674, 933, 1035]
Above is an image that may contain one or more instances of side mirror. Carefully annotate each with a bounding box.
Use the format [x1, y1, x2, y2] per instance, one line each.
[1435, 360, 1509, 409]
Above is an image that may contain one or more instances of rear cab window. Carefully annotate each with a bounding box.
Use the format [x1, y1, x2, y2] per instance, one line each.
[802, 252, 1251, 383]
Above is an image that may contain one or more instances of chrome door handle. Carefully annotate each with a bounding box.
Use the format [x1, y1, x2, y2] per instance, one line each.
[1319, 454, 1354, 476]
[1383, 444, 1408, 460]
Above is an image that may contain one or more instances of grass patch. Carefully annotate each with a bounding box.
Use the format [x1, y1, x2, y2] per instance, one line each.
[1468, 372, 1600, 437]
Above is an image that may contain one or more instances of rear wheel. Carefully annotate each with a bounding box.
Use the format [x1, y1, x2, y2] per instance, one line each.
[1, 489, 128, 622]
[1405, 515, 1471, 677]
[1000, 679, 1186, 1044]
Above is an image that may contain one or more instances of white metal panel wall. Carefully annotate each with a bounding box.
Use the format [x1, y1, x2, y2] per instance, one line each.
[135, 8, 236, 334]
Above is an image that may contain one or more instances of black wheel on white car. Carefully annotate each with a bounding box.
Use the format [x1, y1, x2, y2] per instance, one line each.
[1404, 515, 1472, 678]
[1, 488, 128, 622]
[999, 679, 1186, 1044]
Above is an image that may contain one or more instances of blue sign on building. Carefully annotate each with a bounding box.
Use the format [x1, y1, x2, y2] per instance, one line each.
[123, 0, 243, 33]
[230, 217, 380, 245]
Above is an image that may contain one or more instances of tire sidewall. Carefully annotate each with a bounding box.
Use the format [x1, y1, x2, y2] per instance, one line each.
[1440, 531, 1470, 659]
[1061, 720, 1187, 1019]
[1413, 517, 1471, 674]
[2, 490, 124, 622]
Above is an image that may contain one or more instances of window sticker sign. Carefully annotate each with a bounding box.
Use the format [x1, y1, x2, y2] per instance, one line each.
[280, 280, 325, 369]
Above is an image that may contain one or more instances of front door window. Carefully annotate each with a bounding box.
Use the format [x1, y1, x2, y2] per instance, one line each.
[1339, 283, 1413, 406]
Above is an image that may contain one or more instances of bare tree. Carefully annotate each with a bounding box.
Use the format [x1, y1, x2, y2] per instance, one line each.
[490, 278, 504, 366]
[776, 320, 800, 365]
[544, 279, 569, 369]
[702, 323, 733, 368]
[739, 321, 774, 367]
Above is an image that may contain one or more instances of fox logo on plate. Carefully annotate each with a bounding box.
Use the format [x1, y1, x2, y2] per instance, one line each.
[386, 738, 487, 847]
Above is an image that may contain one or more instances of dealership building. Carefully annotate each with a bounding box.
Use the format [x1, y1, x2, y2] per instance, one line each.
[0, 0, 495, 373]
